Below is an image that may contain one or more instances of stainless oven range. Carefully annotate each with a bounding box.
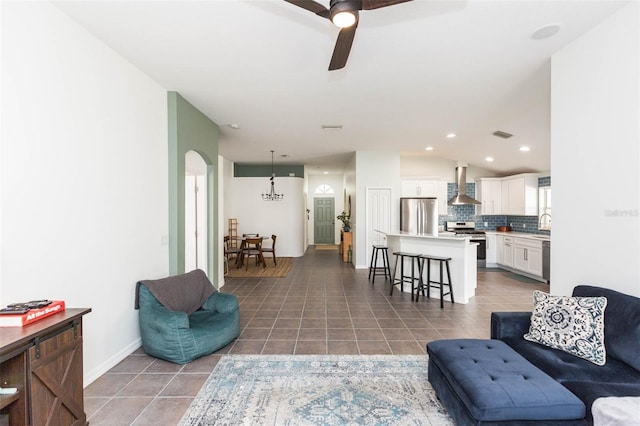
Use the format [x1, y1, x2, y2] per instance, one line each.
[445, 221, 486, 267]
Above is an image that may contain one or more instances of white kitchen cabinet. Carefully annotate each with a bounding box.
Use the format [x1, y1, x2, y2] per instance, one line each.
[476, 178, 502, 215]
[502, 236, 514, 267]
[486, 233, 497, 266]
[495, 235, 504, 265]
[401, 179, 448, 215]
[513, 237, 543, 277]
[401, 180, 419, 197]
[514, 245, 527, 271]
[501, 175, 538, 216]
[528, 247, 543, 276]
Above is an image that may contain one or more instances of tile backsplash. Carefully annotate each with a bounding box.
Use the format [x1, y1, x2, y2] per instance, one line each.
[439, 179, 551, 235]
[442, 183, 476, 221]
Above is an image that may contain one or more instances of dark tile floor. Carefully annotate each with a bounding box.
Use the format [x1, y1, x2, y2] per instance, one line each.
[84, 247, 548, 425]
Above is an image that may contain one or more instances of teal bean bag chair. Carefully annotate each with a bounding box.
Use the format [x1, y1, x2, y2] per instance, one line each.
[135, 269, 240, 364]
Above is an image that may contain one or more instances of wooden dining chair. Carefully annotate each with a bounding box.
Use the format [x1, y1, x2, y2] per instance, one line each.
[224, 236, 240, 273]
[262, 235, 277, 266]
[243, 237, 266, 270]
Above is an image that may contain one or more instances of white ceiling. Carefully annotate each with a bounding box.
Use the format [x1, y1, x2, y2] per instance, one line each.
[54, 0, 626, 176]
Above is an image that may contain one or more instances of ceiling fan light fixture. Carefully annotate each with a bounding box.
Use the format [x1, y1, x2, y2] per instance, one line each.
[285, 0, 411, 71]
[332, 10, 357, 27]
[330, 1, 359, 28]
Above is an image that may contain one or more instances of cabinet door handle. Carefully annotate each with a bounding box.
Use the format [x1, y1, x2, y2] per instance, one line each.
[525, 248, 528, 261]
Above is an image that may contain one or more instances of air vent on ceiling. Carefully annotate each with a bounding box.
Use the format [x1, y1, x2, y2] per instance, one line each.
[493, 130, 513, 139]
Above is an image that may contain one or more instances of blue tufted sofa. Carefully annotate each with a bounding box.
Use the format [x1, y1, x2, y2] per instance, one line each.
[427, 285, 640, 425]
[491, 285, 640, 424]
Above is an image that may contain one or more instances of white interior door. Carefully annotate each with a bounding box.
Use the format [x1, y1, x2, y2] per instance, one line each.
[366, 188, 392, 266]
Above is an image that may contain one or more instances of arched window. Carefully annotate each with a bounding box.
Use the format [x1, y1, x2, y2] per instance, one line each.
[315, 184, 335, 194]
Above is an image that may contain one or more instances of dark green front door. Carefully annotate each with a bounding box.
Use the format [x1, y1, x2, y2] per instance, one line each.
[314, 198, 335, 244]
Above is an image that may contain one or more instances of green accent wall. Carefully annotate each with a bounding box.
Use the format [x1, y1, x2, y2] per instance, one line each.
[167, 92, 219, 283]
[234, 164, 305, 177]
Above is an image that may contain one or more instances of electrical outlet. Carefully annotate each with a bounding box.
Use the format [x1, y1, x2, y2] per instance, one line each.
[523, 224, 526, 228]
[510, 223, 513, 227]
[484, 222, 488, 227]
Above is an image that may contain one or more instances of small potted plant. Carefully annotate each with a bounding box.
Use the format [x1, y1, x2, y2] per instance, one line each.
[337, 211, 351, 231]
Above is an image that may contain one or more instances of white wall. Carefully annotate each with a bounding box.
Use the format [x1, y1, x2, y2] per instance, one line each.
[354, 151, 402, 268]
[551, 2, 639, 297]
[307, 174, 345, 245]
[1, 2, 169, 385]
[400, 156, 501, 180]
[230, 177, 305, 257]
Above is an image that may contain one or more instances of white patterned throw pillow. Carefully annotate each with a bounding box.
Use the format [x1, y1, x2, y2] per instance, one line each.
[524, 290, 607, 366]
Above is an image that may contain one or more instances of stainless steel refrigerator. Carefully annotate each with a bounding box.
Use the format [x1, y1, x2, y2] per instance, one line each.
[400, 197, 439, 235]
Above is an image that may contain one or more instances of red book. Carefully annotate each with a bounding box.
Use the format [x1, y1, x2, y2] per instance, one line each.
[0, 301, 66, 327]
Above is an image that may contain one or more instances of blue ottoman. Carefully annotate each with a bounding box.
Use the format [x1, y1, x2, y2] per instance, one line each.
[427, 339, 586, 425]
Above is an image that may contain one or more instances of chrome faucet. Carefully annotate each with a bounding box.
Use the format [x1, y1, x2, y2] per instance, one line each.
[539, 213, 552, 229]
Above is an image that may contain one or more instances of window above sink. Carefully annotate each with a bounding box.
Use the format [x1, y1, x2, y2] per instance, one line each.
[538, 186, 551, 231]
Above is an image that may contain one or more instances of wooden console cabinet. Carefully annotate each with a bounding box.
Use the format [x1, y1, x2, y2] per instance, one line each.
[0, 308, 91, 426]
[340, 231, 352, 262]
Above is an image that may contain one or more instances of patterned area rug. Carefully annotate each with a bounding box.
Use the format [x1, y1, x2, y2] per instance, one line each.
[225, 257, 293, 278]
[179, 355, 453, 426]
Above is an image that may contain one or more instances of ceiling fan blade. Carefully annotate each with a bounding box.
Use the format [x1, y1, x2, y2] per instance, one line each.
[284, 0, 330, 19]
[361, 0, 412, 10]
[328, 24, 358, 71]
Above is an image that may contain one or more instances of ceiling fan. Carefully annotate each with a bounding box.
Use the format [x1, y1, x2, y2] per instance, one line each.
[284, 0, 412, 71]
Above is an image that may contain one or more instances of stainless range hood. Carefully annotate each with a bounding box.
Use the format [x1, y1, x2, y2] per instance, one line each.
[448, 165, 481, 205]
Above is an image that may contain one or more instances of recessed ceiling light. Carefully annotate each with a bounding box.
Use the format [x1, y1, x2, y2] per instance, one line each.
[446, 133, 456, 139]
[323, 171, 328, 175]
[531, 23, 562, 40]
[485, 157, 494, 162]
[425, 146, 434, 151]
[519, 146, 530, 152]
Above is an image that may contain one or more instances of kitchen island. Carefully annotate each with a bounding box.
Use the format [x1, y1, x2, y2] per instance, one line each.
[384, 231, 478, 304]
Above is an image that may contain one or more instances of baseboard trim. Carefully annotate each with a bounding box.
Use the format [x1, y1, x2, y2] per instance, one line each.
[84, 338, 142, 387]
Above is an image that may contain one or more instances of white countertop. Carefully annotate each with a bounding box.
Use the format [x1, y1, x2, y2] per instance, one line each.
[382, 230, 472, 242]
[485, 231, 550, 241]
[381, 230, 549, 242]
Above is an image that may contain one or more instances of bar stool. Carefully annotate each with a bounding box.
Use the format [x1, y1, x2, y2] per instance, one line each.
[390, 252, 421, 300]
[417, 254, 454, 308]
[369, 245, 391, 283]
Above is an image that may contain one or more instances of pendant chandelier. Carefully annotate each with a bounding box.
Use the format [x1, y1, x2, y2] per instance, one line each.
[262, 150, 284, 201]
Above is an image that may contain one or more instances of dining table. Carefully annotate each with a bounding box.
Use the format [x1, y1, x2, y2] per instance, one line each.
[234, 236, 267, 269]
